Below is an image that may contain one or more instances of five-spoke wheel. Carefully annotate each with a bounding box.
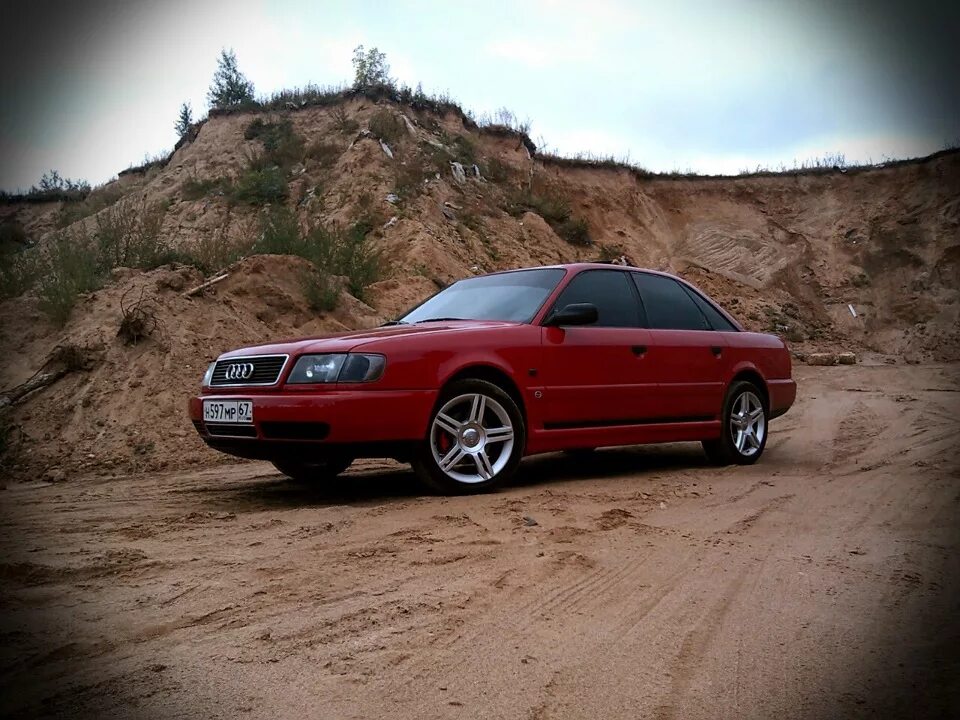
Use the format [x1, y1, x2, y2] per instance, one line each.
[413, 379, 525, 493]
[703, 380, 768, 465]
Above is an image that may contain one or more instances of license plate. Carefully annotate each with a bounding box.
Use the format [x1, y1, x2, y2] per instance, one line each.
[203, 400, 253, 424]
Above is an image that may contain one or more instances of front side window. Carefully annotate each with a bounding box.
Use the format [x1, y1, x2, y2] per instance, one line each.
[631, 273, 709, 331]
[400, 268, 565, 324]
[548, 270, 640, 327]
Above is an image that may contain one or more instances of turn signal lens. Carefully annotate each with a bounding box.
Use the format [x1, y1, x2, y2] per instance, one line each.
[201, 361, 216, 388]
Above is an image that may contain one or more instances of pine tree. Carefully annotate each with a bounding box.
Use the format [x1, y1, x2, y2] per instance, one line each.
[175, 102, 194, 137]
[207, 48, 255, 109]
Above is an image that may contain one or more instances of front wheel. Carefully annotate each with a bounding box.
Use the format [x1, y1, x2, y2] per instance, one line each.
[412, 379, 525, 494]
[273, 456, 353, 482]
[702, 381, 768, 465]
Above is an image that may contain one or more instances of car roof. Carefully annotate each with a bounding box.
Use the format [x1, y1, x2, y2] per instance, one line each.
[489, 262, 681, 279]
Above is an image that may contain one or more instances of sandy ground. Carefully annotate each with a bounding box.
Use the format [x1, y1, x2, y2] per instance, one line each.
[1, 364, 959, 719]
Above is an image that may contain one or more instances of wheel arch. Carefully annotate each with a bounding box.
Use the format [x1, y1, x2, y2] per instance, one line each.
[729, 366, 770, 410]
[441, 363, 527, 421]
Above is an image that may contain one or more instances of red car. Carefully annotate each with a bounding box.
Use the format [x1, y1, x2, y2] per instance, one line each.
[189, 264, 796, 493]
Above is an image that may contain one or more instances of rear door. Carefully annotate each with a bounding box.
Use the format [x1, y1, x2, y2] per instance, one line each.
[539, 269, 655, 427]
[630, 272, 730, 421]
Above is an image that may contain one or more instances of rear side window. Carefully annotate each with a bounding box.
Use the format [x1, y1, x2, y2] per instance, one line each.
[682, 287, 738, 331]
[631, 273, 709, 330]
[550, 270, 640, 327]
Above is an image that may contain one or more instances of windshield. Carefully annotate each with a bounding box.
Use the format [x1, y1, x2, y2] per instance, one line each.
[399, 268, 566, 324]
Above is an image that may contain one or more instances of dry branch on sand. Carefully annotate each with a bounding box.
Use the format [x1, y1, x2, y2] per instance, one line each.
[117, 286, 162, 345]
[0, 344, 93, 410]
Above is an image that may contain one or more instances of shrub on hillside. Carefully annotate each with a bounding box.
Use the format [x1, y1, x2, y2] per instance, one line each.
[302, 269, 339, 312]
[305, 140, 342, 168]
[57, 183, 125, 228]
[369, 109, 403, 145]
[37, 229, 101, 326]
[0, 245, 40, 298]
[280, 219, 382, 301]
[254, 206, 305, 256]
[482, 157, 510, 183]
[181, 175, 230, 200]
[331, 105, 359, 134]
[94, 198, 168, 270]
[231, 164, 288, 205]
[555, 217, 591, 246]
[244, 118, 305, 169]
[0, 220, 26, 247]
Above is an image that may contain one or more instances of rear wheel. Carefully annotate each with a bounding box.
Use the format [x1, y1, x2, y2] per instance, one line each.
[412, 379, 525, 494]
[702, 381, 768, 465]
[273, 456, 353, 482]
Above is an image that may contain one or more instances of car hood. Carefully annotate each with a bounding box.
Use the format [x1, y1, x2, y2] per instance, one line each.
[218, 320, 524, 359]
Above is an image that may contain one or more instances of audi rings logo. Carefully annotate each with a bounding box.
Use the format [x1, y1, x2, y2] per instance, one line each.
[224, 363, 255, 381]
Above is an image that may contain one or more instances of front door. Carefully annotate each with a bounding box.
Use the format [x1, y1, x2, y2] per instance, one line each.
[539, 270, 656, 428]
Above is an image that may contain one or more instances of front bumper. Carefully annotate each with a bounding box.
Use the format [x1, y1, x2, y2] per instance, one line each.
[189, 388, 437, 447]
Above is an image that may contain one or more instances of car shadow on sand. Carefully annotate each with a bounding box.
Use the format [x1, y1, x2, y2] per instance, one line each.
[192, 443, 711, 512]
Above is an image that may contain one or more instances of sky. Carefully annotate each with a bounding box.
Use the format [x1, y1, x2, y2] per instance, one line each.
[1, 0, 959, 190]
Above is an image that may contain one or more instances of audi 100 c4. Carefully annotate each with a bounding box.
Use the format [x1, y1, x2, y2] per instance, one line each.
[189, 264, 796, 493]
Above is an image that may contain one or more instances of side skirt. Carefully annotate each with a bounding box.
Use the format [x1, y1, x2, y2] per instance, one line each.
[524, 419, 722, 455]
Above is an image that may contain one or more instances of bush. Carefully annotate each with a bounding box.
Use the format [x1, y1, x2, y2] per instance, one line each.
[555, 217, 591, 246]
[303, 269, 339, 311]
[0, 220, 27, 247]
[369, 109, 403, 145]
[254, 206, 304, 255]
[300, 220, 381, 300]
[331, 105, 359, 134]
[56, 183, 125, 228]
[94, 198, 168, 270]
[231, 164, 288, 205]
[37, 230, 101, 325]
[0, 245, 40, 298]
[305, 140, 342, 168]
[483, 157, 510, 183]
[244, 118, 305, 168]
[191, 216, 257, 273]
[181, 175, 230, 200]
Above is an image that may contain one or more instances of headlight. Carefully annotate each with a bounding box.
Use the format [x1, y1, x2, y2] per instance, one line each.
[286, 354, 386, 384]
[202, 361, 216, 388]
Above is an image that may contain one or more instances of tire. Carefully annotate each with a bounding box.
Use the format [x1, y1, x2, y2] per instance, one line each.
[702, 380, 768, 466]
[412, 379, 525, 494]
[273, 455, 353, 482]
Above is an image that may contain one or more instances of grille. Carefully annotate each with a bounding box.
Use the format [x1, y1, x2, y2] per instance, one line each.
[210, 355, 287, 387]
[205, 423, 257, 438]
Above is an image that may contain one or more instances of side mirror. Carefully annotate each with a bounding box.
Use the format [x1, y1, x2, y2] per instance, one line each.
[546, 302, 599, 326]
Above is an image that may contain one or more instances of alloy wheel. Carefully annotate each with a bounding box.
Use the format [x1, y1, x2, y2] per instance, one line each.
[729, 390, 766, 457]
[429, 393, 515, 484]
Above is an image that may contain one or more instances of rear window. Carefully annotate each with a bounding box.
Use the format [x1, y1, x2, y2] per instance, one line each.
[631, 273, 709, 331]
[682, 286, 738, 331]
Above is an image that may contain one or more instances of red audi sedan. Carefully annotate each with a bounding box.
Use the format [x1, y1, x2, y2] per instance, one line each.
[189, 264, 796, 493]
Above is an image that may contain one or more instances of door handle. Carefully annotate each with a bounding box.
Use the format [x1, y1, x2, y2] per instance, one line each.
[711, 346, 722, 357]
[631, 345, 647, 356]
